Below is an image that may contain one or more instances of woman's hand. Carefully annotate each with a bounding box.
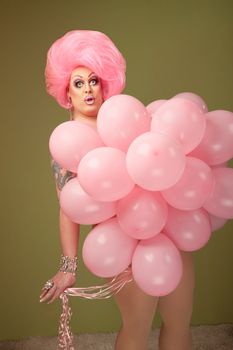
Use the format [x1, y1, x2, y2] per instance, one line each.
[40, 271, 76, 304]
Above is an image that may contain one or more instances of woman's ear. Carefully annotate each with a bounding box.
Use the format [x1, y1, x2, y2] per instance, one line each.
[67, 92, 73, 105]
[66, 89, 73, 109]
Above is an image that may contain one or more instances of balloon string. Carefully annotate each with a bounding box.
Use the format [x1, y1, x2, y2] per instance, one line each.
[58, 293, 75, 350]
[57, 267, 132, 350]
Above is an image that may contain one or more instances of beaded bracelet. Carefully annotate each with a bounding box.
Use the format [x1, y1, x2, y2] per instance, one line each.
[59, 254, 78, 275]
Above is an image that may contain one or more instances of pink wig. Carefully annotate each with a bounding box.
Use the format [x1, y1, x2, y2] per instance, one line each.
[45, 30, 126, 109]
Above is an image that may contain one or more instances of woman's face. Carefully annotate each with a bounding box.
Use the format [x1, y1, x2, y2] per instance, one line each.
[67, 66, 103, 118]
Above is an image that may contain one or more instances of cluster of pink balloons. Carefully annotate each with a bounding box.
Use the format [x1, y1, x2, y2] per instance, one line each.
[49, 92, 233, 297]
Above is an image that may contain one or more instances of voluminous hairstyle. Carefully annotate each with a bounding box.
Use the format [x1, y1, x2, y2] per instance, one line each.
[45, 30, 126, 109]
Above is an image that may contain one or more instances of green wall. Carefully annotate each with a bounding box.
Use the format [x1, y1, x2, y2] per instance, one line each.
[1, 0, 233, 341]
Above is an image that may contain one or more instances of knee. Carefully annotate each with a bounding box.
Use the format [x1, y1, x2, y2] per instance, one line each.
[160, 311, 193, 336]
[159, 298, 193, 332]
[116, 326, 149, 350]
[121, 314, 152, 336]
[159, 326, 192, 350]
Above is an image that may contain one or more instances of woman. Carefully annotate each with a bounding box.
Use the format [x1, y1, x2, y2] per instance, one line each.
[40, 30, 194, 350]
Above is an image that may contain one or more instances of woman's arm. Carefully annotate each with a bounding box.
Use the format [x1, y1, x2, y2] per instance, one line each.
[59, 208, 79, 258]
[40, 160, 79, 304]
[53, 158, 80, 257]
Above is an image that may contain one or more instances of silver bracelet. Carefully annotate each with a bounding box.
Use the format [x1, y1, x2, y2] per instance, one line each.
[59, 254, 78, 275]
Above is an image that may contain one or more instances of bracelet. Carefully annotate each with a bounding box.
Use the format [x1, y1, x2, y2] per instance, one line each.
[59, 254, 78, 275]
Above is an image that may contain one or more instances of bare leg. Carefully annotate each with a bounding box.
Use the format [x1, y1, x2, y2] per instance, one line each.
[113, 279, 158, 350]
[158, 251, 195, 350]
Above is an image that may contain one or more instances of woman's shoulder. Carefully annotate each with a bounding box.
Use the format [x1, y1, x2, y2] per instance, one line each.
[50, 158, 76, 191]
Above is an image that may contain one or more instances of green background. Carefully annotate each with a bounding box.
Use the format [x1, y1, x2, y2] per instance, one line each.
[1, 0, 233, 341]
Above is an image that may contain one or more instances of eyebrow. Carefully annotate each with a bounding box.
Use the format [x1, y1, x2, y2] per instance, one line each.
[72, 72, 97, 79]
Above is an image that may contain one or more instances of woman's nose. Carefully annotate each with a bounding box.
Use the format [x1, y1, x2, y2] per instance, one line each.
[84, 82, 92, 93]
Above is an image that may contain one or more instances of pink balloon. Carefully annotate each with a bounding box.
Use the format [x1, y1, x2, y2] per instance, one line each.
[203, 167, 233, 219]
[117, 186, 168, 239]
[132, 234, 183, 296]
[60, 178, 117, 224]
[211, 162, 228, 168]
[126, 132, 185, 191]
[49, 121, 103, 172]
[189, 110, 233, 165]
[78, 147, 135, 201]
[162, 156, 215, 210]
[82, 217, 138, 277]
[207, 212, 227, 231]
[97, 94, 151, 152]
[146, 99, 167, 117]
[173, 92, 208, 113]
[164, 206, 211, 251]
[151, 98, 206, 154]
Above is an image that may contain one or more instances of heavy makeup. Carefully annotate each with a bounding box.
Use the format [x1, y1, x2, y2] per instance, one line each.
[67, 66, 103, 127]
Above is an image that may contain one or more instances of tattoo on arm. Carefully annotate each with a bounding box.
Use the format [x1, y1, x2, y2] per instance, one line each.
[51, 159, 76, 191]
